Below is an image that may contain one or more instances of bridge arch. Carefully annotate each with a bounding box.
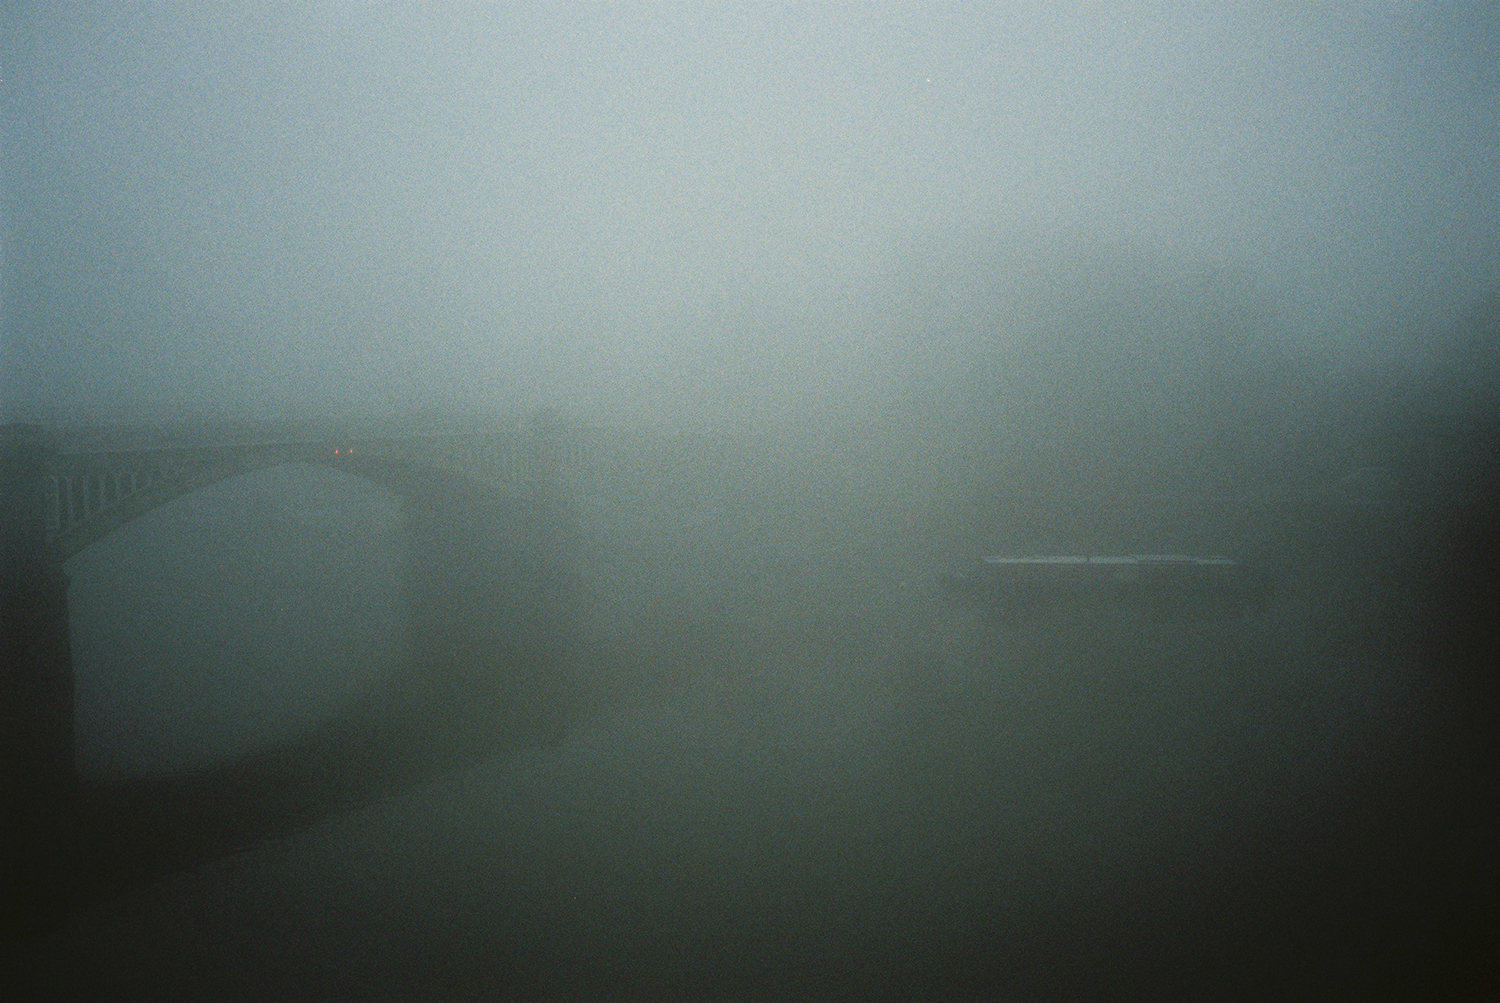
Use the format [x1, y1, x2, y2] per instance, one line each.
[4, 424, 576, 795]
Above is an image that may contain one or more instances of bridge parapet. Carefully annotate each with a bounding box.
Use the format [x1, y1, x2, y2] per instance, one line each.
[29, 426, 562, 560]
[43, 441, 334, 560]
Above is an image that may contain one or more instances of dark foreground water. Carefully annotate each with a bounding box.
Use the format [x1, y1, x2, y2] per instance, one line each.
[4, 466, 1497, 1000]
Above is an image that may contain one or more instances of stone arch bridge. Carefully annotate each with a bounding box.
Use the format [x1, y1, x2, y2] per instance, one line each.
[2, 420, 579, 844]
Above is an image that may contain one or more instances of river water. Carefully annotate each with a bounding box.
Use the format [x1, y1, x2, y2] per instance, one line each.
[5, 463, 1478, 999]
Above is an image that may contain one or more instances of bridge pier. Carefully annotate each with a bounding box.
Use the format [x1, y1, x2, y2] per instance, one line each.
[1, 566, 75, 795]
[3, 427, 77, 786]
[3, 426, 79, 934]
[2, 425, 77, 796]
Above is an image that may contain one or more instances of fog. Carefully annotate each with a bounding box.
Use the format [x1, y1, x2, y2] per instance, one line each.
[4, 2, 1500, 999]
[6, 2, 1498, 423]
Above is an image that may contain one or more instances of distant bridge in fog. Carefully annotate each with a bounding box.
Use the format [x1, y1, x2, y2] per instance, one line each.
[4, 417, 577, 777]
[3, 417, 596, 932]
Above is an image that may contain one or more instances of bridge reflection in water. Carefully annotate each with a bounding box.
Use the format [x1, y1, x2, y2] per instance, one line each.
[2, 420, 588, 934]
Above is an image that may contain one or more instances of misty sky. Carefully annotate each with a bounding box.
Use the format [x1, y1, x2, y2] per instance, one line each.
[3, 1, 1497, 424]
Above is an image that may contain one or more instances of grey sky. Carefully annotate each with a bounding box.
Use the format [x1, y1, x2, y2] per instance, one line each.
[4, 1, 1497, 423]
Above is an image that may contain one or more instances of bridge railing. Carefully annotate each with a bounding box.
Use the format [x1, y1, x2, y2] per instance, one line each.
[6, 415, 604, 562]
[42, 444, 320, 559]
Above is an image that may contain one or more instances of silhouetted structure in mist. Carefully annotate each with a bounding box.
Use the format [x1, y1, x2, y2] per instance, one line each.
[1, 419, 583, 935]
